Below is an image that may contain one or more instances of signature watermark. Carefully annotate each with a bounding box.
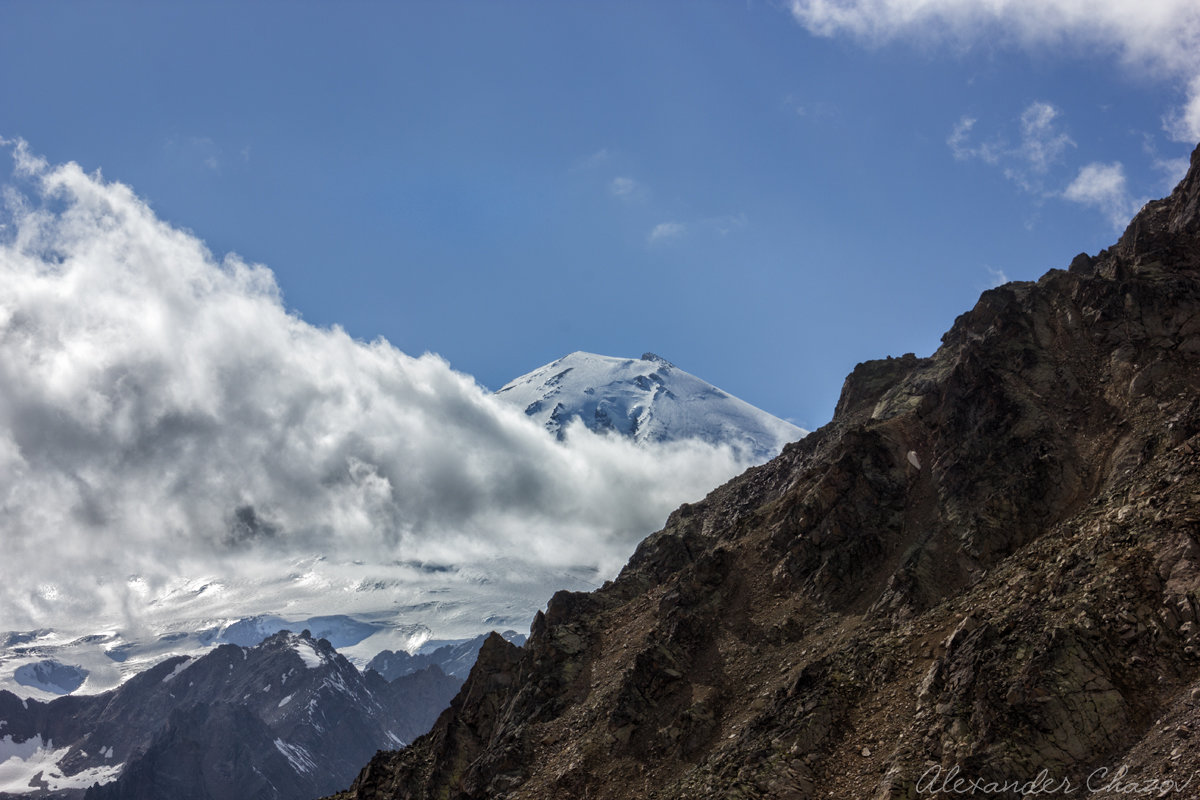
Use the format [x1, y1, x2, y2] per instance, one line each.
[916, 764, 1194, 795]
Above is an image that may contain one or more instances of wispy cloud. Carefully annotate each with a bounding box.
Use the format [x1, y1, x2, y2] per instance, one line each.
[1167, 75, 1200, 142]
[711, 212, 748, 235]
[781, 94, 838, 121]
[0, 142, 760, 637]
[610, 176, 637, 196]
[948, 116, 974, 159]
[1155, 155, 1191, 188]
[1141, 132, 1192, 191]
[1015, 102, 1074, 175]
[164, 136, 223, 172]
[646, 214, 747, 245]
[1062, 161, 1145, 230]
[948, 100, 1193, 229]
[788, 0, 1200, 142]
[571, 147, 611, 173]
[948, 116, 999, 164]
[985, 266, 1009, 287]
[949, 102, 1074, 192]
[609, 175, 648, 202]
[647, 221, 687, 243]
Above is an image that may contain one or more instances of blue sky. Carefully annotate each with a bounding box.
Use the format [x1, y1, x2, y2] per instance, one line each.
[2, 1, 1197, 429]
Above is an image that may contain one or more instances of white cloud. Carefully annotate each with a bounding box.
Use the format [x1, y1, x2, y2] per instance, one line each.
[1003, 102, 1075, 191]
[948, 115, 1000, 164]
[648, 221, 686, 243]
[948, 102, 1074, 192]
[788, 0, 1200, 141]
[1167, 75, 1200, 144]
[1155, 155, 1192, 188]
[7, 137, 47, 176]
[782, 94, 838, 120]
[1139, 131, 1192, 191]
[985, 266, 1009, 287]
[571, 148, 611, 173]
[610, 176, 636, 196]
[711, 212, 748, 235]
[948, 116, 978, 160]
[609, 176, 647, 202]
[0, 143, 760, 637]
[164, 136, 223, 172]
[1017, 102, 1074, 174]
[1062, 161, 1145, 229]
[645, 215, 745, 245]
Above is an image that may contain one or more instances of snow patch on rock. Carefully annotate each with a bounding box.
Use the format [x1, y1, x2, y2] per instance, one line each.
[273, 739, 316, 774]
[292, 638, 324, 669]
[0, 735, 122, 793]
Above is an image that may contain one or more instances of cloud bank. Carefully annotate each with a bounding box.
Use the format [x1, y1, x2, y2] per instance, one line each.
[0, 142, 759, 635]
[789, 0, 1200, 142]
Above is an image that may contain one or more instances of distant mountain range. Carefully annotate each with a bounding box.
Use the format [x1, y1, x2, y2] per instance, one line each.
[496, 351, 805, 461]
[0, 630, 461, 800]
[0, 613, 437, 701]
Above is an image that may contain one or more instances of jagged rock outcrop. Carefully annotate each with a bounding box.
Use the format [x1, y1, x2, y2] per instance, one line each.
[328, 144, 1200, 800]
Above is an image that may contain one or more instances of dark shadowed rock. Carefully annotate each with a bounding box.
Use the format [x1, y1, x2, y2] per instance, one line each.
[85, 703, 307, 800]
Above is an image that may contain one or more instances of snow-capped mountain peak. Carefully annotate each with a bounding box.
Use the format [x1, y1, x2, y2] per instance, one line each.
[496, 351, 804, 461]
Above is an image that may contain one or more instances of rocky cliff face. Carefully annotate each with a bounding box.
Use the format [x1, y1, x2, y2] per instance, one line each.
[328, 144, 1200, 800]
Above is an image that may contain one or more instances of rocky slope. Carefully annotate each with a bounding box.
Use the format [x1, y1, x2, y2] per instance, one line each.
[0, 631, 460, 800]
[327, 143, 1200, 800]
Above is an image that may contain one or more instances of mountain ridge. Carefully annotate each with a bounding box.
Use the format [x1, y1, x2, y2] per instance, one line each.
[325, 142, 1200, 799]
[367, 631, 527, 682]
[0, 630, 461, 800]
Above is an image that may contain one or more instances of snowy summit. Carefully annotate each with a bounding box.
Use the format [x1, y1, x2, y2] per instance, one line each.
[496, 352, 805, 462]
